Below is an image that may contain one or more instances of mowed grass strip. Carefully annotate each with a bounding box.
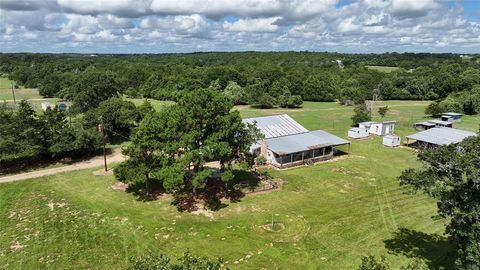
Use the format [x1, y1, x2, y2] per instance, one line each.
[1, 101, 476, 269]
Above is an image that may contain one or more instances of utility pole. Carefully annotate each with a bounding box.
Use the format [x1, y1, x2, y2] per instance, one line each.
[98, 117, 107, 172]
[11, 82, 16, 104]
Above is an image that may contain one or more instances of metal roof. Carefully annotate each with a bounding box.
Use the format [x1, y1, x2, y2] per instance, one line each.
[428, 119, 452, 126]
[415, 121, 435, 127]
[384, 134, 399, 139]
[266, 130, 349, 155]
[359, 121, 375, 126]
[442, 112, 462, 116]
[406, 127, 476, 146]
[243, 114, 308, 139]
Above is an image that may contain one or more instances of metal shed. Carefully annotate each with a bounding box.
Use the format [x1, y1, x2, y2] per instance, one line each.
[415, 121, 436, 131]
[348, 127, 369, 139]
[441, 112, 462, 122]
[428, 119, 453, 128]
[406, 127, 476, 147]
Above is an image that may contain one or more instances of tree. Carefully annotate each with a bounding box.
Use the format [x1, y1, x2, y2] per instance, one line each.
[223, 81, 246, 105]
[69, 70, 123, 113]
[303, 73, 339, 101]
[83, 97, 140, 140]
[358, 256, 428, 270]
[399, 136, 480, 269]
[351, 103, 372, 126]
[127, 251, 224, 270]
[424, 101, 444, 117]
[116, 88, 260, 203]
[378, 106, 389, 118]
[358, 256, 389, 270]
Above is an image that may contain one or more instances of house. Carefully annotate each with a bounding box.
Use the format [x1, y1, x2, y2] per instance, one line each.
[364, 121, 396, 136]
[414, 121, 436, 131]
[41, 102, 53, 111]
[441, 112, 462, 122]
[383, 134, 400, 147]
[243, 114, 350, 168]
[427, 119, 453, 128]
[406, 127, 476, 148]
[348, 127, 369, 139]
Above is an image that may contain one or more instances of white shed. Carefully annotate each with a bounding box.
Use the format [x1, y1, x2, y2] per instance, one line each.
[370, 121, 396, 136]
[348, 127, 369, 139]
[383, 134, 400, 147]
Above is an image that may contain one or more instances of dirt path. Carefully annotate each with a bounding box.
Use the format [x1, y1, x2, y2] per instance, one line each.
[0, 150, 126, 184]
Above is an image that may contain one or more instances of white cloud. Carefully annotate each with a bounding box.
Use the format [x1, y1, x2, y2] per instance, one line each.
[223, 17, 280, 33]
[390, 0, 440, 18]
[0, 0, 478, 53]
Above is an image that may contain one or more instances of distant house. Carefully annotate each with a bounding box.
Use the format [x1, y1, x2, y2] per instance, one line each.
[359, 121, 396, 136]
[383, 134, 400, 147]
[441, 112, 462, 122]
[414, 121, 436, 131]
[244, 114, 350, 168]
[406, 127, 476, 148]
[427, 119, 453, 128]
[348, 127, 369, 139]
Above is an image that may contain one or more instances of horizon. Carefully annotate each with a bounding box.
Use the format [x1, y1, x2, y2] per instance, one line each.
[1, 0, 480, 54]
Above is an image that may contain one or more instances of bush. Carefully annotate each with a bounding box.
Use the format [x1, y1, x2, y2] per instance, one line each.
[255, 155, 267, 165]
[127, 251, 223, 270]
[351, 103, 371, 126]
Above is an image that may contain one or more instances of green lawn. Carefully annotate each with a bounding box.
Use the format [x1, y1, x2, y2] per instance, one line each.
[126, 97, 175, 111]
[365, 66, 401, 73]
[0, 77, 42, 101]
[1, 101, 478, 269]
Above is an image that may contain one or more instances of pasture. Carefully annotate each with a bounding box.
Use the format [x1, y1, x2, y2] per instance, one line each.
[0, 77, 42, 101]
[1, 101, 478, 269]
[366, 65, 401, 73]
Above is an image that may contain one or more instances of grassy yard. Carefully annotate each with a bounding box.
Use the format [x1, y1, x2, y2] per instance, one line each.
[1, 101, 478, 269]
[365, 66, 401, 73]
[126, 97, 174, 111]
[0, 77, 42, 101]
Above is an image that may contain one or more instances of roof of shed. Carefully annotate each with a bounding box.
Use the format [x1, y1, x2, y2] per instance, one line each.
[406, 127, 476, 146]
[384, 134, 399, 139]
[242, 114, 308, 139]
[442, 112, 462, 116]
[428, 119, 452, 125]
[415, 121, 436, 126]
[266, 130, 349, 155]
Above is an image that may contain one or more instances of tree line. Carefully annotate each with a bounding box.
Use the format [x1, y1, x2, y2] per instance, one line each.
[1, 52, 479, 111]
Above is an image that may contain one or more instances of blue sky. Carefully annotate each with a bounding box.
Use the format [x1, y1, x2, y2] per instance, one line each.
[0, 0, 479, 53]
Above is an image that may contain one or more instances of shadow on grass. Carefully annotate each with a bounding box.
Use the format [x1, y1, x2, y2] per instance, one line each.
[384, 228, 456, 269]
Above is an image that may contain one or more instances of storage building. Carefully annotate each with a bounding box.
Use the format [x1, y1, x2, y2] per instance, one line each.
[406, 127, 476, 148]
[383, 134, 400, 147]
[244, 114, 350, 168]
[441, 112, 462, 122]
[348, 127, 369, 139]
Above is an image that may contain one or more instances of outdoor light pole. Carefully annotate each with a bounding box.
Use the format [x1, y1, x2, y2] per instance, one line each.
[11, 82, 16, 104]
[98, 117, 107, 172]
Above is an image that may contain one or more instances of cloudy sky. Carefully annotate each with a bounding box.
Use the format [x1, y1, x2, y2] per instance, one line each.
[0, 0, 479, 53]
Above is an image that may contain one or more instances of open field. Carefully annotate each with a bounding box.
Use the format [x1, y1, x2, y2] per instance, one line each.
[0, 77, 42, 101]
[366, 66, 401, 73]
[1, 101, 478, 269]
